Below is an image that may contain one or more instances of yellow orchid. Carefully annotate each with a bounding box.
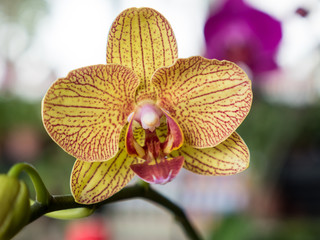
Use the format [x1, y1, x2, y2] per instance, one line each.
[42, 7, 252, 204]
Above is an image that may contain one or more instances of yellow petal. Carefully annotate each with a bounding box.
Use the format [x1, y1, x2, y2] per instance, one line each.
[106, 7, 178, 103]
[71, 132, 140, 204]
[152, 56, 252, 148]
[171, 132, 249, 176]
[42, 64, 139, 161]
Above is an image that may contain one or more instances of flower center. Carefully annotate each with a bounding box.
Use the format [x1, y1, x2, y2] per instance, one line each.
[132, 103, 162, 132]
[125, 104, 185, 184]
[141, 110, 160, 132]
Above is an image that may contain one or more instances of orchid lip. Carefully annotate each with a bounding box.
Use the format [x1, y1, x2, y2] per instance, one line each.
[152, 170, 173, 184]
[130, 156, 185, 184]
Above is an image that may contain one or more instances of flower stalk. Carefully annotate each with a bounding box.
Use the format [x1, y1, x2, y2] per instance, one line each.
[8, 163, 51, 206]
[29, 183, 203, 240]
[4, 163, 203, 240]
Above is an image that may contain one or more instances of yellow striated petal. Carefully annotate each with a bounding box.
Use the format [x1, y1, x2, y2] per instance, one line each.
[70, 157, 133, 205]
[171, 132, 249, 176]
[106, 7, 178, 103]
[70, 128, 141, 204]
[42, 64, 139, 162]
[152, 56, 252, 148]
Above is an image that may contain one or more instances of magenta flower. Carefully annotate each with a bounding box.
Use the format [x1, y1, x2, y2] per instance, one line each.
[204, 0, 282, 77]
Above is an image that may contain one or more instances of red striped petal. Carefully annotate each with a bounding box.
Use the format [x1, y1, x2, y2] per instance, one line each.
[42, 64, 139, 161]
[71, 128, 143, 204]
[172, 132, 250, 176]
[106, 7, 178, 103]
[152, 56, 252, 148]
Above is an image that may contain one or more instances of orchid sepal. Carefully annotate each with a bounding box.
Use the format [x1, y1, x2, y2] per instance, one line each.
[106, 7, 178, 102]
[70, 128, 143, 204]
[171, 132, 250, 176]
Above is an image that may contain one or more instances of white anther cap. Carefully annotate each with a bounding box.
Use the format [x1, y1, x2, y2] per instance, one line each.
[141, 111, 160, 132]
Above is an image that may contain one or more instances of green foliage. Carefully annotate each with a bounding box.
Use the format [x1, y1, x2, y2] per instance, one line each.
[237, 99, 320, 181]
[210, 214, 320, 240]
[0, 97, 73, 195]
[0, 97, 41, 131]
[209, 215, 257, 240]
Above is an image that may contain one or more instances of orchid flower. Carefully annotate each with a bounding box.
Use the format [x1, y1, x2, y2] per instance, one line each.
[42, 7, 252, 204]
[204, 0, 282, 77]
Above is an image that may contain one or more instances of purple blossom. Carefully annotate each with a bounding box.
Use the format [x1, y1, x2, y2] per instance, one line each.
[204, 0, 282, 77]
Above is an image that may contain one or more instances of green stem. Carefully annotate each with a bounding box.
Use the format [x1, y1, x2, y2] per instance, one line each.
[7, 164, 202, 239]
[29, 184, 202, 240]
[144, 187, 202, 240]
[8, 163, 51, 206]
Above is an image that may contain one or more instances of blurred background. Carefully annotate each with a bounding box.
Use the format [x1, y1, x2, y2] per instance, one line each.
[1, 0, 320, 239]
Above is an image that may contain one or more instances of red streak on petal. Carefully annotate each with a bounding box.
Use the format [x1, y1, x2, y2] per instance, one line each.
[162, 111, 184, 151]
